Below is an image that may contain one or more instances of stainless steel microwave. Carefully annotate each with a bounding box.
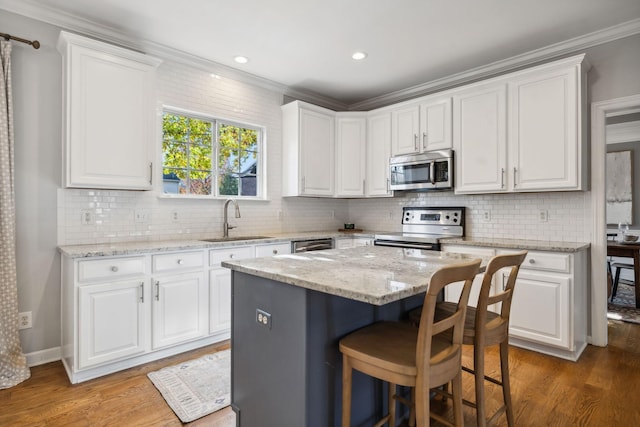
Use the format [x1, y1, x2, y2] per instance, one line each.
[389, 149, 453, 191]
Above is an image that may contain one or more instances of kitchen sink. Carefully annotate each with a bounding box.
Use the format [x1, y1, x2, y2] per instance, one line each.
[200, 236, 271, 243]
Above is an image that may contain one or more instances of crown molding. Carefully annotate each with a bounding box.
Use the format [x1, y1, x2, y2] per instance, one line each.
[1, 0, 638, 112]
[0, 0, 348, 111]
[349, 17, 640, 111]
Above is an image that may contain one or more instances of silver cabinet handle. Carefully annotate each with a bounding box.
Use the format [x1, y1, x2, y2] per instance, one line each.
[139, 282, 144, 303]
[501, 168, 505, 188]
[422, 132, 427, 149]
[229, 253, 234, 259]
[110, 266, 118, 272]
[272, 249, 278, 254]
[149, 162, 153, 185]
[529, 258, 535, 264]
[177, 259, 184, 265]
[414, 134, 418, 150]
[302, 176, 306, 192]
[387, 178, 390, 193]
[513, 167, 518, 187]
[155, 280, 160, 301]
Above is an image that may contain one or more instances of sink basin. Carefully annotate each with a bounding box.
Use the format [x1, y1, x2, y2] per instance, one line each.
[200, 236, 271, 243]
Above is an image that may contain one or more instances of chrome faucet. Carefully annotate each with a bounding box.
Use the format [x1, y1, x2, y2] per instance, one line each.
[223, 199, 241, 238]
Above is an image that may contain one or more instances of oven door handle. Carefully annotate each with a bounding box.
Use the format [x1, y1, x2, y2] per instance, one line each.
[374, 240, 435, 250]
[295, 243, 331, 252]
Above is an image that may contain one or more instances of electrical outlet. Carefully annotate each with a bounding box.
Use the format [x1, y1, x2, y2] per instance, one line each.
[481, 210, 491, 222]
[81, 209, 94, 225]
[329, 210, 335, 218]
[18, 311, 32, 330]
[256, 309, 272, 329]
[171, 210, 179, 222]
[134, 209, 149, 223]
[539, 209, 548, 222]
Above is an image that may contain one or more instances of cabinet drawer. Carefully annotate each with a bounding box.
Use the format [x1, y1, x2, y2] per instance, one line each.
[152, 251, 204, 273]
[255, 243, 291, 257]
[521, 251, 570, 273]
[78, 256, 146, 282]
[210, 246, 254, 267]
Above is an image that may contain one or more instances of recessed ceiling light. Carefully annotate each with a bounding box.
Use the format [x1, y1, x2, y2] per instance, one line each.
[351, 51, 368, 61]
[234, 56, 249, 64]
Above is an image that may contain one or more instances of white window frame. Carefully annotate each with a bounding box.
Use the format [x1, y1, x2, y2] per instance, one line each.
[159, 106, 267, 200]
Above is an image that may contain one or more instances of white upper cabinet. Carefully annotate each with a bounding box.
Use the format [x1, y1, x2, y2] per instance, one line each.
[391, 97, 452, 156]
[366, 112, 393, 197]
[57, 31, 162, 190]
[282, 101, 335, 197]
[335, 113, 366, 197]
[454, 54, 587, 194]
[453, 83, 508, 193]
[508, 63, 581, 191]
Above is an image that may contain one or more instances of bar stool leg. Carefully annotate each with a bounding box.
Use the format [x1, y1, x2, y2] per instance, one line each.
[500, 341, 515, 427]
[474, 345, 487, 427]
[342, 355, 352, 427]
[388, 382, 396, 427]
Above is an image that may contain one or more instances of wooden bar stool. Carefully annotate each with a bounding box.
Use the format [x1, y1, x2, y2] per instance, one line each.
[339, 259, 481, 427]
[432, 251, 527, 427]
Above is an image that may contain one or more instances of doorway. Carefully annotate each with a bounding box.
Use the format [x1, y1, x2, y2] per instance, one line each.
[591, 94, 640, 346]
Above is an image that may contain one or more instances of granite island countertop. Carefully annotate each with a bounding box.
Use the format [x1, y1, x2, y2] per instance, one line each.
[222, 245, 488, 306]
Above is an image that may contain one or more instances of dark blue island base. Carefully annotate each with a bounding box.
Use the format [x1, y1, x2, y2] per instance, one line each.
[231, 271, 424, 427]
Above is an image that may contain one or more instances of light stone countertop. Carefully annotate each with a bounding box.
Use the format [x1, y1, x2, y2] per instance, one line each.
[57, 231, 590, 258]
[222, 245, 488, 306]
[57, 231, 377, 258]
[443, 237, 590, 252]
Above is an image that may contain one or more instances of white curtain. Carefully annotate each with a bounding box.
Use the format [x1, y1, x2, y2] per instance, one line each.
[0, 40, 30, 389]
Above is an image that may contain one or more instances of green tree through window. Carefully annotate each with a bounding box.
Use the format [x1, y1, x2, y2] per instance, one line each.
[162, 111, 261, 197]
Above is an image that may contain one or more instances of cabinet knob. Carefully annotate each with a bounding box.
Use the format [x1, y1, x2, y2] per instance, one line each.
[229, 254, 234, 259]
[529, 258, 535, 264]
[273, 249, 278, 254]
[110, 266, 118, 272]
[177, 259, 184, 265]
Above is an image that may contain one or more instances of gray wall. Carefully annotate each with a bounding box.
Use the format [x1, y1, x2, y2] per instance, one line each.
[2, 6, 640, 358]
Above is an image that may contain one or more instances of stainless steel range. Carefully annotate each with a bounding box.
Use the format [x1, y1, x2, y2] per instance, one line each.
[374, 207, 465, 251]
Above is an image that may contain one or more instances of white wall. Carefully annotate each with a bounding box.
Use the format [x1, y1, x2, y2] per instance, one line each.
[4, 7, 640, 357]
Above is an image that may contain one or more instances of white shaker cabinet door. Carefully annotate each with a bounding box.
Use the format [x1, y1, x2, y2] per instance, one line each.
[151, 272, 208, 349]
[299, 107, 335, 196]
[508, 271, 571, 349]
[78, 279, 148, 369]
[335, 115, 366, 197]
[508, 66, 580, 191]
[453, 83, 508, 194]
[58, 31, 161, 190]
[391, 104, 420, 156]
[366, 112, 393, 197]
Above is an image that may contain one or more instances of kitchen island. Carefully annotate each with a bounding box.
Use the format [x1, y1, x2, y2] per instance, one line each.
[222, 246, 486, 427]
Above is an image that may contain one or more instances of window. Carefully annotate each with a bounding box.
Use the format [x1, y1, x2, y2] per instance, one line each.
[162, 109, 263, 198]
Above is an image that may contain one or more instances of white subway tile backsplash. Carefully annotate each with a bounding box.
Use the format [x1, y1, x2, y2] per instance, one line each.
[57, 58, 593, 246]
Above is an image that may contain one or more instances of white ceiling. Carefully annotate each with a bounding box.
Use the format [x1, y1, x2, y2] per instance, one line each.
[5, 0, 640, 107]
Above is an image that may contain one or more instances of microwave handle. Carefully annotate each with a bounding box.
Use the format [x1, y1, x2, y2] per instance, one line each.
[430, 161, 435, 185]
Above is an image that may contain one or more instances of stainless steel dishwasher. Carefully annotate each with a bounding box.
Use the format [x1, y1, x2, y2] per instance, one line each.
[291, 238, 333, 253]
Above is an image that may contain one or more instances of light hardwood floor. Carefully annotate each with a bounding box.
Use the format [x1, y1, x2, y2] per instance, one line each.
[2, 320, 640, 426]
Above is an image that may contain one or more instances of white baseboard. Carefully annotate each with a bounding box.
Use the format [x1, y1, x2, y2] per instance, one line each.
[25, 347, 61, 367]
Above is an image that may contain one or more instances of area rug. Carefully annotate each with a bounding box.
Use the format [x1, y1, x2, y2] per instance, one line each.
[608, 282, 640, 325]
[147, 350, 230, 423]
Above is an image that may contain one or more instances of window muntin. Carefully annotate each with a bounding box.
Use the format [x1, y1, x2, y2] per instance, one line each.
[162, 110, 263, 198]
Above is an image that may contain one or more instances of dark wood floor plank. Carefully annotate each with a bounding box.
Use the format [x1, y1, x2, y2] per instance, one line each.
[3, 323, 640, 426]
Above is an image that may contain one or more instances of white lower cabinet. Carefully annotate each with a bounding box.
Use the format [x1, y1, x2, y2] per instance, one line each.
[152, 271, 208, 349]
[78, 278, 148, 369]
[442, 244, 587, 361]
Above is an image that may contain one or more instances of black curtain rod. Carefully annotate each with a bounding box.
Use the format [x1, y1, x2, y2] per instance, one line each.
[0, 32, 40, 49]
